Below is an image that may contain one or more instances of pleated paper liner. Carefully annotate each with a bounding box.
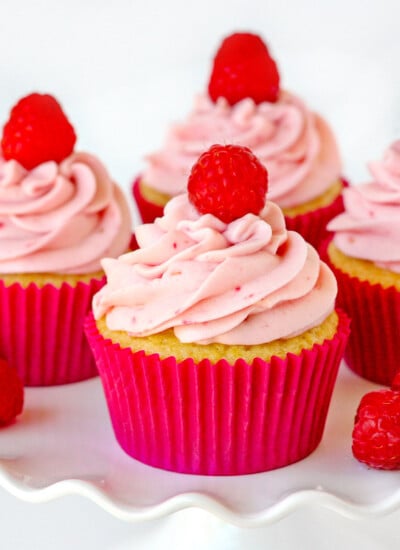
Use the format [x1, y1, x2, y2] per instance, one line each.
[323, 243, 400, 386]
[132, 177, 165, 224]
[132, 177, 347, 250]
[85, 310, 350, 476]
[285, 179, 347, 251]
[0, 277, 104, 386]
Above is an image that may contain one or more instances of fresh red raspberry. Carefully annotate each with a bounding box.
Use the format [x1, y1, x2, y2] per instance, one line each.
[0, 359, 24, 426]
[208, 32, 280, 105]
[352, 372, 400, 470]
[187, 144, 268, 223]
[1, 93, 76, 170]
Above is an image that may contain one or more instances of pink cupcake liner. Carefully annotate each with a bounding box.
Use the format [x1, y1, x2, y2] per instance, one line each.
[132, 177, 347, 250]
[285, 178, 348, 251]
[324, 244, 399, 386]
[85, 310, 350, 475]
[0, 278, 104, 386]
[132, 177, 165, 224]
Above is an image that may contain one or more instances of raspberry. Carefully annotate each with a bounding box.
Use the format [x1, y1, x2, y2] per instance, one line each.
[352, 372, 400, 470]
[187, 144, 268, 223]
[208, 32, 280, 105]
[1, 93, 76, 170]
[0, 359, 24, 426]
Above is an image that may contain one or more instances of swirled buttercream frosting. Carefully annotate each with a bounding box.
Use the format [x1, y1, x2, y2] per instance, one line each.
[94, 194, 337, 345]
[143, 91, 341, 209]
[328, 141, 400, 273]
[0, 152, 132, 274]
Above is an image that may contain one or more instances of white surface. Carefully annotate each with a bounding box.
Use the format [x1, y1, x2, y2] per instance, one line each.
[1, 1, 400, 548]
[0, 497, 399, 550]
[0, 500, 399, 550]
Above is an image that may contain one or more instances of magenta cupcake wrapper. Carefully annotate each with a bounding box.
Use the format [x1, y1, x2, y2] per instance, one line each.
[132, 177, 347, 250]
[285, 178, 347, 251]
[323, 244, 400, 386]
[0, 278, 104, 386]
[132, 177, 166, 224]
[85, 310, 349, 475]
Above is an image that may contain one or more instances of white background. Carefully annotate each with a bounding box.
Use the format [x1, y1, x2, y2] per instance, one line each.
[1, 0, 400, 195]
[0, 1, 400, 548]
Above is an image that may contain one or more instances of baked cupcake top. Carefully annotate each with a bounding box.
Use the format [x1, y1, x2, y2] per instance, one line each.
[0, 93, 132, 274]
[328, 141, 400, 273]
[95, 145, 337, 345]
[142, 32, 342, 209]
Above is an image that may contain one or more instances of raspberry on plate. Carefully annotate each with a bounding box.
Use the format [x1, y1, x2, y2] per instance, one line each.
[208, 32, 280, 105]
[0, 358, 24, 426]
[187, 143, 268, 223]
[1, 93, 76, 170]
[352, 372, 400, 470]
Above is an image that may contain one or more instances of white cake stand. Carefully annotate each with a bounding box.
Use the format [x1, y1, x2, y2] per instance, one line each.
[0, 363, 398, 528]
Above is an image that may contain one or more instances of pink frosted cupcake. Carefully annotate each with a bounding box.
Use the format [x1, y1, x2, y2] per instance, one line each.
[326, 141, 400, 386]
[0, 93, 132, 386]
[134, 32, 345, 249]
[88, 145, 349, 475]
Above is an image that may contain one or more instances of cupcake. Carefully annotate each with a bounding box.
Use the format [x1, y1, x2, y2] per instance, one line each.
[87, 144, 349, 475]
[134, 32, 345, 249]
[0, 93, 132, 386]
[326, 141, 400, 386]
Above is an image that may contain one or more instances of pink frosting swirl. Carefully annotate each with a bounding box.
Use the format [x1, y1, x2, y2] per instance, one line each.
[0, 152, 132, 274]
[143, 91, 342, 208]
[94, 195, 337, 345]
[328, 141, 400, 273]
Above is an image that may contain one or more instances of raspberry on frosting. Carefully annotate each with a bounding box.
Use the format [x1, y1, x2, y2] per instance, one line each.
[0, 93, 133, 276]
[208, 32, 280, 105]
[187, 144, 268, 223]
[95, 145, 337, 346]
[1, 93, 76, 170]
